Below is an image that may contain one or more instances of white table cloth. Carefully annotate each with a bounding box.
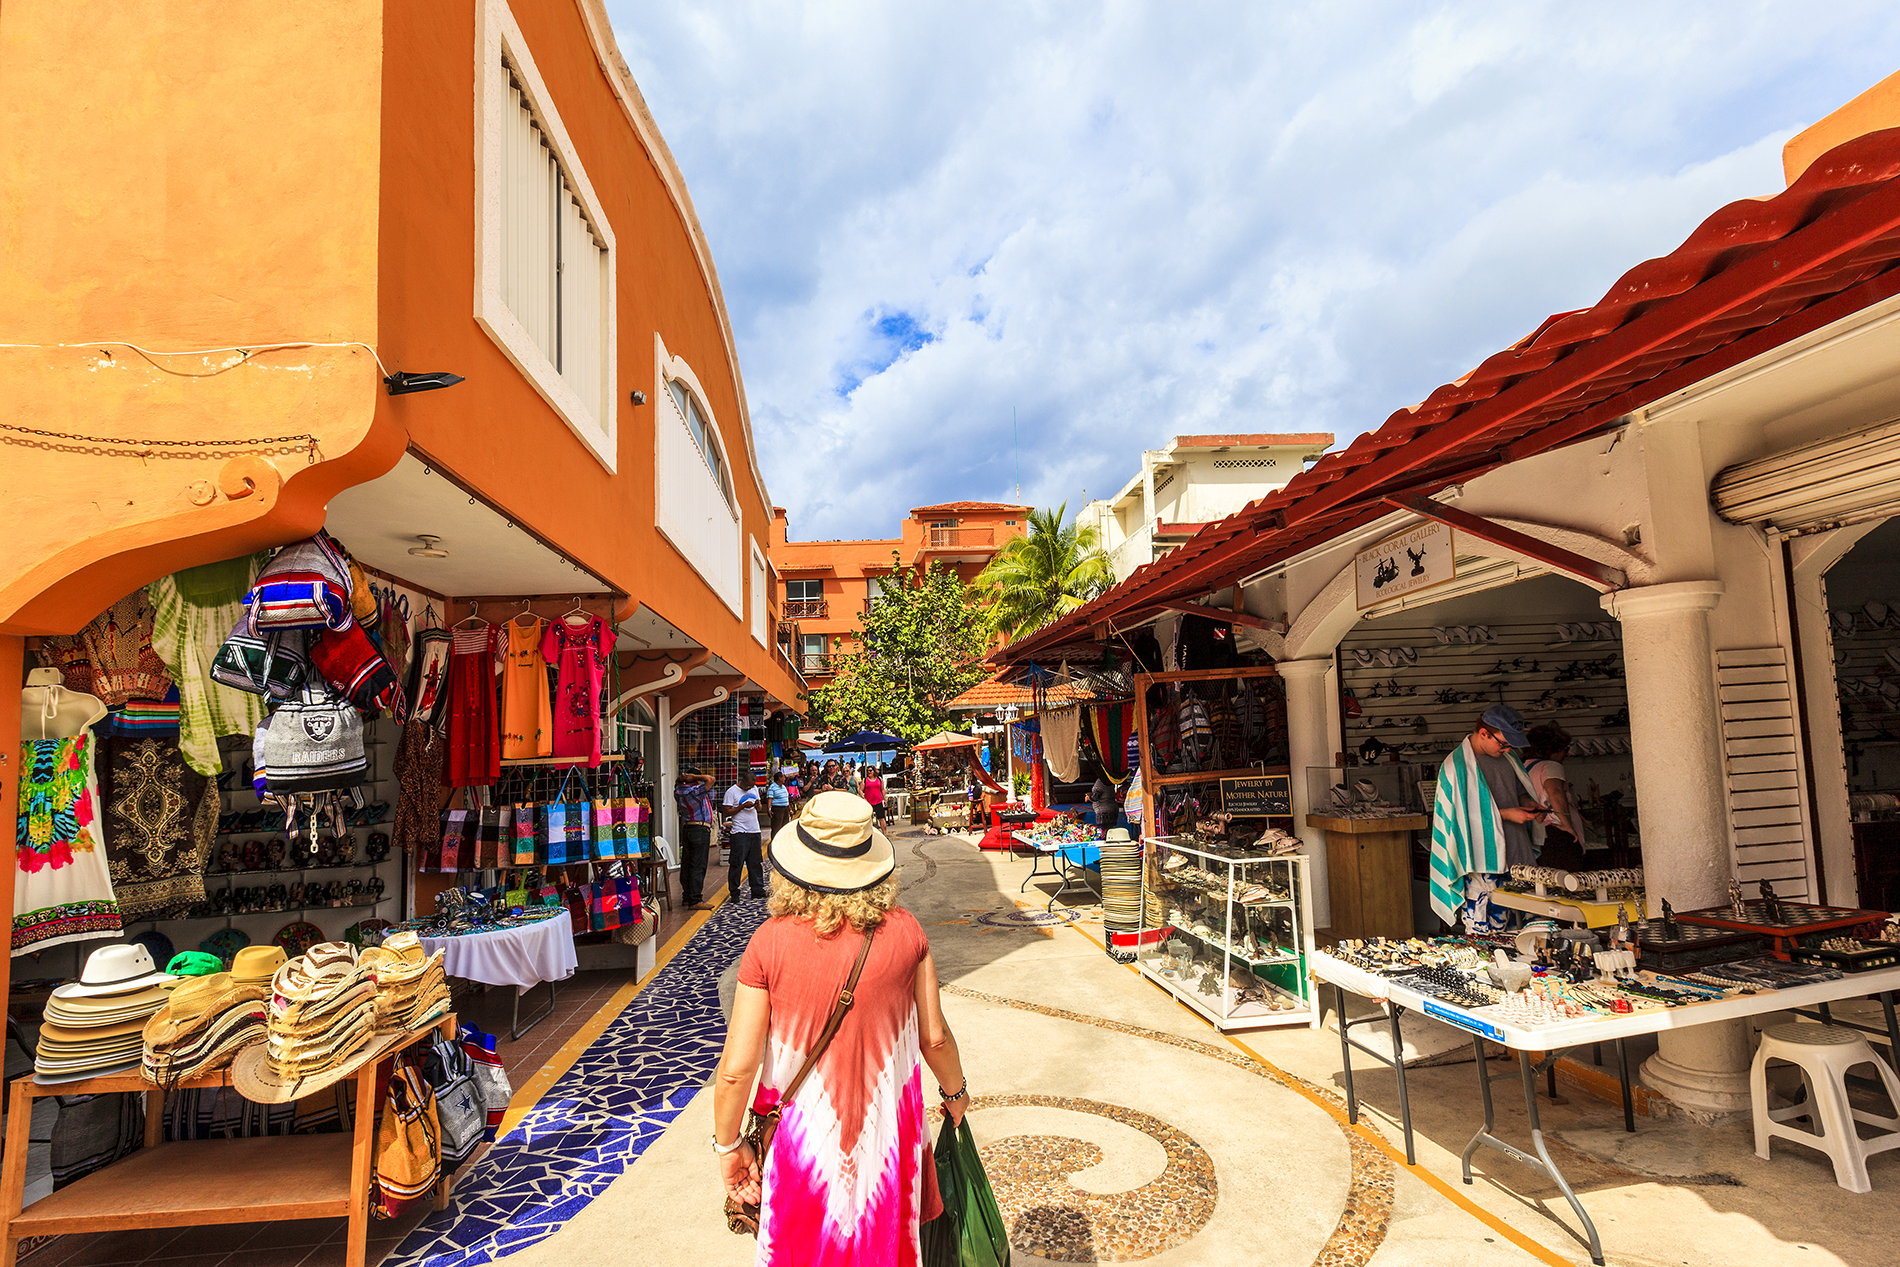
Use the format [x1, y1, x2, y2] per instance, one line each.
[420, 915, 578, 995]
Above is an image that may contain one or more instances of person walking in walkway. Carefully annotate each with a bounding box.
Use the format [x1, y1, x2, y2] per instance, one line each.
[712, 791, 967, 1263]
[723, 772, 768, 901]
[675, 766, 718, 911]
[861, 766, 886, 825]
[767, 769, 792, 837]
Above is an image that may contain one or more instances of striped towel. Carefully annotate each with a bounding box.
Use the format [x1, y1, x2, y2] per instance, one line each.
[1428, 738, 1536, 925]
[99, 700, 182, 736]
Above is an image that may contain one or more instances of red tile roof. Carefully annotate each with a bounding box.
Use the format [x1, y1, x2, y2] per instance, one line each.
[911, 501, 1031, 514]
[998, 127, 1900, 664]
[946, 672, 1104, 710]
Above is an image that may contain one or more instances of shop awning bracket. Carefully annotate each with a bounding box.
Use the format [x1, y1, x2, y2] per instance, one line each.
[1382, 495, 1627, 592]
[1155, 600, 1287, 634]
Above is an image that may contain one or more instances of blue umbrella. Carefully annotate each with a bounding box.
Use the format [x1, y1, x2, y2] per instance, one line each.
[821, 730, 908, 753]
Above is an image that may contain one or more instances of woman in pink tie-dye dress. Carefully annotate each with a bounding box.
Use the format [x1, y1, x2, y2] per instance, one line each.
[714, 792, 970, 1265]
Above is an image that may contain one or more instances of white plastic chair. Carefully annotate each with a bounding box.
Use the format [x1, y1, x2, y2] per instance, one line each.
[1751, 1022, 1900, 1192]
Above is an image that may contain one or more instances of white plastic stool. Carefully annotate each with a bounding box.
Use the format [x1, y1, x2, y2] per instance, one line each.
[1751, 1022, 1900, 1193]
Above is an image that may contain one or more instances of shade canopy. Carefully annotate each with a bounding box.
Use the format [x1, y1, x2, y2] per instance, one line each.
[913, 731, 984, 751]
[821, 730, 908, 753]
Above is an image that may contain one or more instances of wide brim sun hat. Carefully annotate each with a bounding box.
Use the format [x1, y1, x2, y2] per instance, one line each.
[767, 791, 896, 895]
[55, 943, 172, 999]
[229, 947, 381, 1104]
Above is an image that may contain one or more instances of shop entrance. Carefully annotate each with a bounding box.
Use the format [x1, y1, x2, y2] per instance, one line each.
[1335, 572, 1638, 932]
[1818, 517, 1900, 909]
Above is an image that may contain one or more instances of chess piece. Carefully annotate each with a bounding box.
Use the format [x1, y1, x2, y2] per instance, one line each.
[1661, 898, 1680, 942]
[1614, 904, 1631, 948]
[1758, 878, 1781, 923]
[1728, 879, 1746, 921]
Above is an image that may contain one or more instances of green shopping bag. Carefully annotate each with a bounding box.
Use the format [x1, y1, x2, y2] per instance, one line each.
[921, 1115, 1011, 1267]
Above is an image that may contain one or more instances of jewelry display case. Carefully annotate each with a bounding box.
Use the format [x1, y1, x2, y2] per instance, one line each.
[1136, 837, 1318, 1030]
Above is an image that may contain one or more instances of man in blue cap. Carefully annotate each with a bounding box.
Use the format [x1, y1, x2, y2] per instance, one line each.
[1427, 704, 1541, 931]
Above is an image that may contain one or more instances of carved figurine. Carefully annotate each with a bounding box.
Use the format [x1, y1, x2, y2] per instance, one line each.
[1615, 903, 1631, 948]
[1758, 878, 1782, 923]
[1728, 879, 1747, 920]
[1661, 898, 1680, 941]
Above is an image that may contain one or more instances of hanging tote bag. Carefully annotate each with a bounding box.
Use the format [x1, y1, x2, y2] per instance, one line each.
[458, 1024, 513, 1139]
[423, 1036, 485, 1173]
[438, 808, 474, 873]
[921, 1115, 1012, 1267]
[211, 619, 310, 700]
[371, 1059, 442, 1220]
[246, 531, 356, 634]
[511, 802, 540, 865]
[262, 682, 367, 793]
[541, 772, 592, 867]
[474, 806, 509, 869]
[592, 771, 637, 860]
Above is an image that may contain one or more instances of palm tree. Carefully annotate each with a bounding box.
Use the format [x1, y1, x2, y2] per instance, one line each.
[975, 503, 1113, 641]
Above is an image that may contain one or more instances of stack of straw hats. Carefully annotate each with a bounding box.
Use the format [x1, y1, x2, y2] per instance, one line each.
[231, 942, 381, 1104]
[140, 946, 285, 1083]
[35, 945, 173, 1083]
[358, 932, 450, 1033]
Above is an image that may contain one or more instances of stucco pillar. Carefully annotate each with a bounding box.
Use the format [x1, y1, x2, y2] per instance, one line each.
[1603, 580, 1750, 1117]
[1279, 658, 1335, 930]
[657, 693, 678, 848]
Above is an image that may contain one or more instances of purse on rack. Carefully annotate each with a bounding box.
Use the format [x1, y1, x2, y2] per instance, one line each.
[589, 876, 638, 932]
[475, 806, 509, 869]
[724, 930, 874, 1237]
[542, 773, 592, 867]
[438, 808, 473, 873]
[211, 620, 310, 700]
[593, 770, 639, 860]
[246, 531, 356, 634]
[511, 803, 540, 865]
[262, 682, 367, 793]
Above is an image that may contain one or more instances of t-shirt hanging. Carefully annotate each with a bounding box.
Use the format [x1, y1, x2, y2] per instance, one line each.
[540, 614, 610, 766]
[501, 618, 554, 760]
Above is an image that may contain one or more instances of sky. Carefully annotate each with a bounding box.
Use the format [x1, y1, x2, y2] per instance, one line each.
[606, 1, 1900, 542]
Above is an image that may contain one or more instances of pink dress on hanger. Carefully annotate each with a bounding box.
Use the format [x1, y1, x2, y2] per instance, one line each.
[541, 614, 610, 766]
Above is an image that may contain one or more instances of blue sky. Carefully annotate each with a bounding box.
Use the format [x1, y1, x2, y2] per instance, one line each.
[607, 1, 1900, 541]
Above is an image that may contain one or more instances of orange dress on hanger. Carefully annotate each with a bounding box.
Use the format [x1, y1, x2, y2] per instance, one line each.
[501, 618, 554, 760]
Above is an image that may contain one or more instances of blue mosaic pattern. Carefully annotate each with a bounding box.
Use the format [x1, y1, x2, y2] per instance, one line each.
[385, 900, 769, 1267]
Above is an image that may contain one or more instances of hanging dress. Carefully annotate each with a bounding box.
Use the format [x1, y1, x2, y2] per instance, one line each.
[444, 624, 504, 787]
[15, 731, 123, 954]
[501, 618, 554, 760]
[148, 553, 269, 776]
[540, 614, 610, 766]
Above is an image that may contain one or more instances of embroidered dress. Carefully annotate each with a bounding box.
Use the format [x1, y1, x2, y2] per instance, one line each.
[737, 908, 940, 1266]
[15, 733, 122, 954]
[445, 625, 505, 788]
[540, 615, 610, 766]
[501, 618, 554, 759]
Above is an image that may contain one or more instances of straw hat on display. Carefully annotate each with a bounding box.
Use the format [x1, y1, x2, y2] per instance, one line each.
[140, 971, 270, 1083]
[358, 932, 450, 1033]
[35, 944, 176, 1083]
[229, 942, 380, 1103]
[768, 791, 895, 895]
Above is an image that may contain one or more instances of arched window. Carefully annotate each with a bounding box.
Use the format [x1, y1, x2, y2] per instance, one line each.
[668, 379, 731, 508]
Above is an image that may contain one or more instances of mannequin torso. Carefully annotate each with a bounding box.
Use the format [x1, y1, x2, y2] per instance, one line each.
[21, 669, 107, 740]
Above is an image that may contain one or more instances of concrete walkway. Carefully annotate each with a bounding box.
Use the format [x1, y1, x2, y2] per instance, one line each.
[388, 827, 1900, 1266]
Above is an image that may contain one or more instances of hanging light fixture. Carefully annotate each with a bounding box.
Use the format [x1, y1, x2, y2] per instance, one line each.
[407, 535, 450, 558]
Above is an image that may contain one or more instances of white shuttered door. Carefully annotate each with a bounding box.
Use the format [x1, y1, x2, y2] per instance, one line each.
[1716, 647, 1814, 896]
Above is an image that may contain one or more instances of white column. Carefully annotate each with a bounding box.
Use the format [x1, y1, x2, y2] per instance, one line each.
[1603, 579, 1751, 1117]
[1280, 658, 1335, 929]
[657, 693, 678, 847]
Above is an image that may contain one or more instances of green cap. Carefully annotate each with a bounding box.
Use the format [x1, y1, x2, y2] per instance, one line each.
[165, 951, 224, 977]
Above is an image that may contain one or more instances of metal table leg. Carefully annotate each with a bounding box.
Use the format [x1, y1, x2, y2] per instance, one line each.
[1021, 850, 1061, 893]
[1615, 1038, 1634, 1134]
[1332, 983, 1416, 1164]
[1337, 984, 1358, 1126]
[510, 977, 557, 1041]
[1462, 1048, 1604, 1265]
[1387, 1003, 1416, 1165]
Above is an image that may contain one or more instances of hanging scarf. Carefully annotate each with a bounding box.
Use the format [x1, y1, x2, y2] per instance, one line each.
[1087, 702, 1133, 783]
[1427, 737, 1536, 925]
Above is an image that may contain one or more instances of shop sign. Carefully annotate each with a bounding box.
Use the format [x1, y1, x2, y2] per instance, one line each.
[1355, 520, 1454, 608]
[1220, 774, 1291, 817]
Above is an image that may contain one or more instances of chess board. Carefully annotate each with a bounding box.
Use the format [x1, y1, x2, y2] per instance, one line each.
[1676, 901, 1888, 961]
[1635, 921, 1768, 972]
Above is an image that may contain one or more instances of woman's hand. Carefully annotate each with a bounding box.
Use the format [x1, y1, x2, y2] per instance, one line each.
[942, 1088, 969, 1127]
[720, 1141, 761, 1206]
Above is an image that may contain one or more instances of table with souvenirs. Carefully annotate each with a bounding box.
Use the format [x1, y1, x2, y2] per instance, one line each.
[2, 935, 512, 1267]
[1311, 900, 1900, 1266]
[394, 900, 578, 1040]
[1011, 816, 1104, 908]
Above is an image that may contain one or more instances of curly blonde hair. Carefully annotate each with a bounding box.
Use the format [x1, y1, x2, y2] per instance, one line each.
[767, 870, 899, 936]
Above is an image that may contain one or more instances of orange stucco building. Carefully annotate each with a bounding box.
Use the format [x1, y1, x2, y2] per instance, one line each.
[769, 502, 1029, 678]
[1, 0, 799, 994]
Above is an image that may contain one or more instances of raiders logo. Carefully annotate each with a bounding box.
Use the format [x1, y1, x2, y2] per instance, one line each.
[303, 713, 338, 743]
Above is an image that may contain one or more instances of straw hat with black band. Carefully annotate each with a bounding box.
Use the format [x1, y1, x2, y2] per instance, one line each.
[229, 943, 383, 1103]
[767, 791, 895, 895]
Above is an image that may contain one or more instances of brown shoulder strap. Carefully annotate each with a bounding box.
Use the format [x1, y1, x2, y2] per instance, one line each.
[777, 929, 874, 1112]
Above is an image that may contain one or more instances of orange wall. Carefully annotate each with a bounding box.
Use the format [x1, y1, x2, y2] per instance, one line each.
[379, 0, 796, 704]
[0, 0, 403, 635]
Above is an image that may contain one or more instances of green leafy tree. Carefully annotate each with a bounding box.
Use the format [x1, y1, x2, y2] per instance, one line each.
[973, 503, 1113, 640]
[803, 555, 991, 743]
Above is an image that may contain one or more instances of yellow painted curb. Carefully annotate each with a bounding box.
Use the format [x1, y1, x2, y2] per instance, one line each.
[496, 891, 731, 1137]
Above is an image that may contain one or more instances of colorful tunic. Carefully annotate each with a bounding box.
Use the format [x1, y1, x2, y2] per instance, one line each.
[501, 618, 554, 759]
[737, 908, 940, 1266]
[15, 733, 122, 954]
[445, 625, 505, 788]
[540, 615, 610, 766]
[148, 553, 268, 775]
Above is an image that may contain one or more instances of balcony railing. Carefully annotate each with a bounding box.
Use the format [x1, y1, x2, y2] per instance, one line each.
[928, 527, 993, 549]
[784, 597, 828, 620]
[800, 654, 833, 674]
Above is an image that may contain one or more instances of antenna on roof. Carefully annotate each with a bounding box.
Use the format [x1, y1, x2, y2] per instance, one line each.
[1013, 405, 1020, 505]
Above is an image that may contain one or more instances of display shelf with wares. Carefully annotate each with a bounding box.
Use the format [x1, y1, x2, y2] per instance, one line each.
[1136, 837, 1318, 1030]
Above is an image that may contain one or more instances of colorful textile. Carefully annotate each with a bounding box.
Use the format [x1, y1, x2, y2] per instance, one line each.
[309, 621, 403, 714]
[98, 736, 213, 921]
[149, 553, 269, 775]
[80, 593, 174, 707]
[98, 698, 182, 738]
[15, 734, 122, 954]
[1122, 768, 1145, 833]
[394, 721, 448, 856]
[540, 615, 611, 766]
[243, 532, 355, 633]
[445, 625, 505, 788]
[501, 618, 554, 759]
[737, 909, 940, 1264]
[1087, 702, 1133, 782]
[1040, 706, 1083, 784]
[1428, 738, 1536, 925]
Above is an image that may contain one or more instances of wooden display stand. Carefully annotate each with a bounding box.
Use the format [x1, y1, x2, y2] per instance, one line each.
[0, 1015, 458, 1267]
[1306, 813, 1427, 942]
[1131, 665, 1291, 838]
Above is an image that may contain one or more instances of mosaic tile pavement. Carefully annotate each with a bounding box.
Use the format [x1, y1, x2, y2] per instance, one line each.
[941, 983, 1396, 1267]
[971, 1094, 1217, 1262]
[384, 899, 770, 1267]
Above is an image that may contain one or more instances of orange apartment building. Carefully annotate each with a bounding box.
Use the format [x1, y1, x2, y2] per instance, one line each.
[1, 0, 802, 998]
[769, 502, 1030, 679]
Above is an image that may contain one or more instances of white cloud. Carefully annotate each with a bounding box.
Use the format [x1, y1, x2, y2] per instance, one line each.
[606, 0, 1900, 539]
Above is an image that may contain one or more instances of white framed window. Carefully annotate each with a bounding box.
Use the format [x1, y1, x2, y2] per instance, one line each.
[749, 539, 768, 646]
[475, 0, 618, 470]
[653, 334, 743, 616]
[669, 379, 732, 507]
[785, 579, 823, 601]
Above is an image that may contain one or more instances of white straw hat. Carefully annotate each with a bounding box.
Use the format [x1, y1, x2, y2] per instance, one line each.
[768, 791, 895, 895]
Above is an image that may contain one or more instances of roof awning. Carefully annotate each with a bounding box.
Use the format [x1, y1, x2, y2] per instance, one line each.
[997, 127, 1900, 665]
[1712, 415, 1900, 535]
